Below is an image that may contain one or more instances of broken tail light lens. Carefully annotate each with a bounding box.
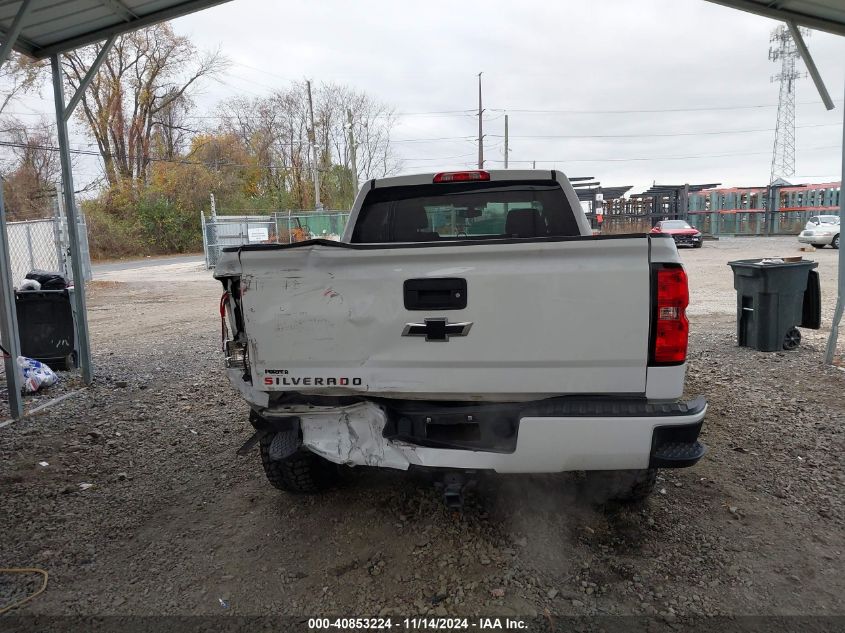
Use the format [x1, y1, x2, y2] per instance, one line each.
[433, 170, 490, 183]
[225, 340, 246, 369]
[652, 266, 689, 364]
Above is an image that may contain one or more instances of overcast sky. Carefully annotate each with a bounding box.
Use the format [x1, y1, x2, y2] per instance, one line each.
[18, 0, 845, 195]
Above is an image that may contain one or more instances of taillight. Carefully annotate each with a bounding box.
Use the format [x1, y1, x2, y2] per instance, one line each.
[433, 170, 490, 183]
[652, 266, 689, 364]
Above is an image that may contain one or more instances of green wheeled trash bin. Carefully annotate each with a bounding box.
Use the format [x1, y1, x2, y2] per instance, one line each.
[727, 258, 821, 352]
[15, 289, 78, 370]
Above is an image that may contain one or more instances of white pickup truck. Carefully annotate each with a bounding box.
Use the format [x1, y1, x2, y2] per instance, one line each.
[215, 170, 707, 504]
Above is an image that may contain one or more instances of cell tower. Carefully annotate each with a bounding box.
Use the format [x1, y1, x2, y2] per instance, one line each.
[768, 25, 809, 184]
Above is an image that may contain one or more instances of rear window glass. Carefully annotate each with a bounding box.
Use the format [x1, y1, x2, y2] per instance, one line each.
[351, 181, 579, 243]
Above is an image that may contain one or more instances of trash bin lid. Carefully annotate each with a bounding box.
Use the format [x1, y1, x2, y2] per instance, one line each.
[728, 257, 818, 270]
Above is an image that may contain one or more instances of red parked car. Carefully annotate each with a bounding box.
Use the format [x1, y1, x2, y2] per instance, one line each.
[650, 220, 703, 248]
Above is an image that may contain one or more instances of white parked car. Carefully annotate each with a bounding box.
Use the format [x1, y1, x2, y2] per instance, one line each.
[215, 170, 707, 505]
[798, 215, 840, 249]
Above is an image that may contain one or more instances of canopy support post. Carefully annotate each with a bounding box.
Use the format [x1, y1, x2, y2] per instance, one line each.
[0, 179, 24, 419]
[825, 77, 845, 364]
[0, 0, 35, 419]
[51, 54, 93, 384]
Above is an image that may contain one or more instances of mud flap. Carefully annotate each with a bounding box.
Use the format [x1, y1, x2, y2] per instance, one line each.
[236, 431, 266, 456]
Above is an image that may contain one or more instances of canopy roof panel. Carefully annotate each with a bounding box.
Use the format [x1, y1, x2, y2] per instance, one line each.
[4, 1, 841, 61]
[705, 0, 845, 36]
[0, 0, 232, 58]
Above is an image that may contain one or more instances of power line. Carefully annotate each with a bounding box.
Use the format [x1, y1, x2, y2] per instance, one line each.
[0, 139, 478, 168]
[0, 108, 474, 121]
[488, 144, 840, 164]
[399, 152, 478, 162]
[213, 76, 268, 99]
[487, 122, 841, 140]
[2, 139, 837, 167]
[15, 98, 842, 123]
[0, 131, 474, 153]
[226, 61, 297, 85]
[488, 99, 843, 115]
[392, 136, 475, 144]
[3, 114, 838, 143]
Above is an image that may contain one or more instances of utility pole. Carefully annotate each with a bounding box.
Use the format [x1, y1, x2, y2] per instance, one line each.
[306, 80, 321, 210]
[477, 72, 484, 169]
[347, 108, 358, 195]
[504, 114, 509, 169]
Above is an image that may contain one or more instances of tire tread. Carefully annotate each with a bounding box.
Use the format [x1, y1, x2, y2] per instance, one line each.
[259, 440, 338, 494]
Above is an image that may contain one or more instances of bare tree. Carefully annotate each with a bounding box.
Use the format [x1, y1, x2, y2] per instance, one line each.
[61, 23, 227, 186]
[218, 81, 400, 209]
[0, 118, 61, 219]
[218, 95, 288, 200]
[0, 52, 45, 121]
[319, 83, 400, 182]
[152, 88, 196, 161]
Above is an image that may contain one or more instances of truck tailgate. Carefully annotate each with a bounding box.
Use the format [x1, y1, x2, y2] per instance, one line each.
[231, 237, 651, 400]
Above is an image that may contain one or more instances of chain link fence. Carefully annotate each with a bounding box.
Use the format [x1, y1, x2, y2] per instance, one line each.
[5, 196, 92, 287]
[202, 210, 350, 268]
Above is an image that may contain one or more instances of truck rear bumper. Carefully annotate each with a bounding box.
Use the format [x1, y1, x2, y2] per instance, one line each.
[261, 398, 707, 473]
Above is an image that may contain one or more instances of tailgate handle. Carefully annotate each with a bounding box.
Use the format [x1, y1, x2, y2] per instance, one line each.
[404, 278, 467, 310]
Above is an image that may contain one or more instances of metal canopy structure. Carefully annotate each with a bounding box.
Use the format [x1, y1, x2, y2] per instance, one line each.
[0, 0, 233, 419]
[0, 0, 231, 59]
[705, 1, 845, 37]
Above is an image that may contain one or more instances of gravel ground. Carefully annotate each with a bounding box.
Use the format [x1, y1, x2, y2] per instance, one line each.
[1, 238, 843, 623]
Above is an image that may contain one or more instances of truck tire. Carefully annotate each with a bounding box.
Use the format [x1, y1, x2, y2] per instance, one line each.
[259, 440, 339, 494]
[585, 468, 657, 503]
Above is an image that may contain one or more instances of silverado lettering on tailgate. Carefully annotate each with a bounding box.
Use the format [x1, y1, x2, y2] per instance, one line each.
[264, 370, 363, 387]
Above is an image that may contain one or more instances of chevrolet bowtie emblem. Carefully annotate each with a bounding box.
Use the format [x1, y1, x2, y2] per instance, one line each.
[402, 318, 473, 342]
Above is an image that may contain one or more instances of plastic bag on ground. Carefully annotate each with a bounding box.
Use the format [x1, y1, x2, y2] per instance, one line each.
[19, 279, 41, 291]
[17, 356, 59, 394]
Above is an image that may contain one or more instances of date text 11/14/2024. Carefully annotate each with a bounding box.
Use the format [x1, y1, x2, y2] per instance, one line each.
[307, 617, 528, 630]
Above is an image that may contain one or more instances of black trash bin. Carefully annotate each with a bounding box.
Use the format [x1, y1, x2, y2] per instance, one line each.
[727, 258, 820, 352]
[15, 289, 78, 370]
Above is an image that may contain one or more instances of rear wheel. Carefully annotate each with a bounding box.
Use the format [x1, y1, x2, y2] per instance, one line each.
[584, 468, 657, 503]
[833, 234, 840, 249]
[259, 438, 339, 494]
